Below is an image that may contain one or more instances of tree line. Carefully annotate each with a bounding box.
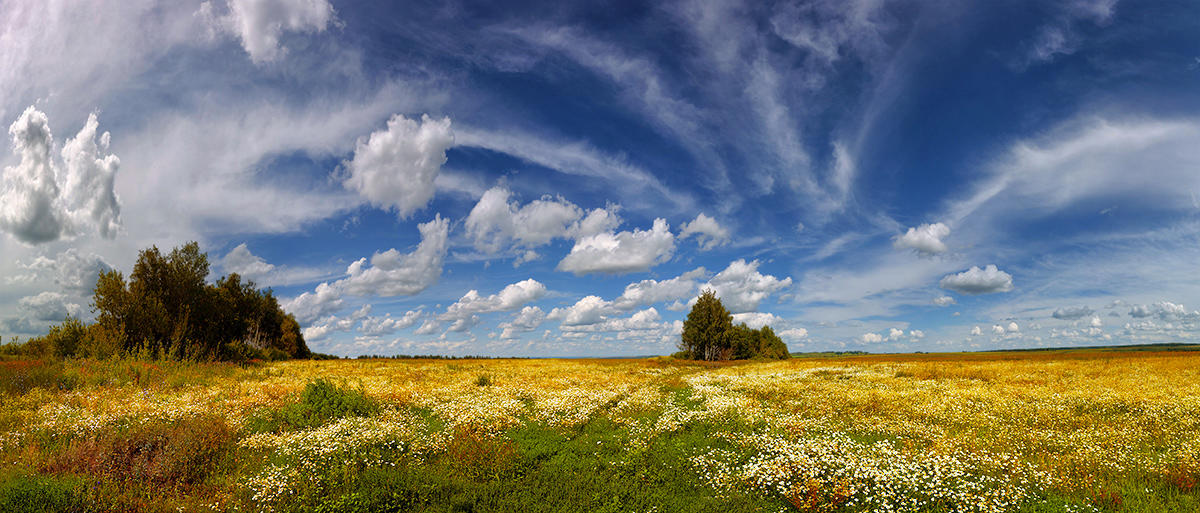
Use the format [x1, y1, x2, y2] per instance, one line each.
[2, 242, 310, 362]
[676, 290, 789, 360]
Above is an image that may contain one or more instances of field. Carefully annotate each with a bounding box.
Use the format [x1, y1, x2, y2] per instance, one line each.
[2, 350, 1199, 512]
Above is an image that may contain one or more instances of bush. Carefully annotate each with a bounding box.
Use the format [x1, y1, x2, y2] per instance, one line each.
[47, 414, 234, 486]
[245, 378, 381, 433]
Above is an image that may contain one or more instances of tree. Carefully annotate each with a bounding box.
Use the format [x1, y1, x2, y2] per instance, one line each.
[89, 241, 310, 360]
[679, 289, 734, 361]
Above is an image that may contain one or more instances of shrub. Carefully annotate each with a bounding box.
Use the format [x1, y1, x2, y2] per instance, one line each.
[245, 378, 381, 433]
[47, 414, 234, 486]
[474, 374, 493, 387]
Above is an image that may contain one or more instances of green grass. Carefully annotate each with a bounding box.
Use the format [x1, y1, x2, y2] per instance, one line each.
[244, 378, 381, 433]
[269, 412, 784, 513]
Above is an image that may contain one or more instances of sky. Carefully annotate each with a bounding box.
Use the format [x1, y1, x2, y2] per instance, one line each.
[2, 0, 1199, 357]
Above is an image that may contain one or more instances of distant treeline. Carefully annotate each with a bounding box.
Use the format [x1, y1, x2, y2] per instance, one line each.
[1, 242, 310, 362]
[353, 354, 531, 360]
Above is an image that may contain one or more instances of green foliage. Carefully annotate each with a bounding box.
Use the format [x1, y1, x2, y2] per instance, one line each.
[474, 374, 493, 387]
[679, 289, 734, 361]
[9, 241, 310, 363]
[679, 290, 787, 361]
[245, 378, 381, 433]
[0, 470, 88, 513]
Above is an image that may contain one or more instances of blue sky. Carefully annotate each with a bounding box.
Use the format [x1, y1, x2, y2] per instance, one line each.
[2, 0, 1200, 356]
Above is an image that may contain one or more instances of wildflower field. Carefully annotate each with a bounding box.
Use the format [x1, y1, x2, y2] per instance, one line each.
[1, 349, 1199, 512]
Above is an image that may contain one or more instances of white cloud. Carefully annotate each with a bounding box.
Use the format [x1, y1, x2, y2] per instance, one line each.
[859, 332, 883, 343]
[679, 213, 730, 250]
[440, 278, 547, 323]
[414, 319, 439, 335]
[499, 306, 546, 339]
[1089, 316, 1102, 328]
[359, 310, 422, 336]
[10, 248, 112, 294]
[702, 259, 792, 313]
[732, 312, 783, 329]
[221, 243, 275, 279]
[284, 281, 343, 324]
[338, 215, 449, 296]
[556, 218, 675, 274]
[18, 292, 80, 321]
[1128, 301, 1200, 321]
[1, 107, 122, 244]
[892, 222, 950, 256]
[888, 327, 905, 340]
[342, 114, 453, 219]
[199, 0, 337, 64]
[939, 265, 1013, 295]
[970, 326, 982, 336]
[549, 295, 613, 326]
[992, 324, 1007, 335]
[932, 295, 956, 306]
[1007, 322, 1020, 332]
[60, 112, 122, 239]
[559, 307, 665, 333]
[778, 327, 808, 340]
[611, 267, 706, 310]
[288, 218, 449, 324]
[1052, 306, 1094, 320]
[464, 185, 620, 255]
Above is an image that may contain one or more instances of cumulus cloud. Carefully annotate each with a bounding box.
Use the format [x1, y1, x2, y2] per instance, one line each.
[60, 112, 122, 239]
[859, 332, 883, 343]
[342, 114, 454, 219]
[10, 248, 112, 294]
[19, 292, 81, 321]
[548, 295, 613, 326]
[439, 279, 547, 323]
[414, 319, 439, 335]
[338, 215, 449, 296]
[286, 215, 449, 323]
[464, 185, 620, 255]
[1, 107, 122, 244]
[559, 307, 665, 333]
[499, 306, 546, 339]
[1128, 301, 1200, 321]
[778, 328, 808, 340]
[970, 326, 982, 336]
[678, 213, 730, 250]
[611, 268, 706, 310]
[939, 265, 1013, 295]
[731, 312, 783, 329]
[359, 310, 422, 336]
[302, 305, 369, 341]
[932, 295, 956, 306]
[702, 259, 792, 313]
[556, 218, 675, 274]
[1, 291, 83, 334]
[892, 222, 950, 256]
[198, 0, 337, 63]
[1052, 306, 1094, 320]
[221, 243, 275, 279]
[284, 281, 344, 324]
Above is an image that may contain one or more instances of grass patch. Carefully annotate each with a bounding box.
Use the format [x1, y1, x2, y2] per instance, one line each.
[0, 470, 89, 513]
[244, 378, 381, 433]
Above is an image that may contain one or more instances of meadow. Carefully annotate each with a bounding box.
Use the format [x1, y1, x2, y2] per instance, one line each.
[1, 350, 1198, 512]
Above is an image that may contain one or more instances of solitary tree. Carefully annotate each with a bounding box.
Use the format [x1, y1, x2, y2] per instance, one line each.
[679, 289, 734, 361]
